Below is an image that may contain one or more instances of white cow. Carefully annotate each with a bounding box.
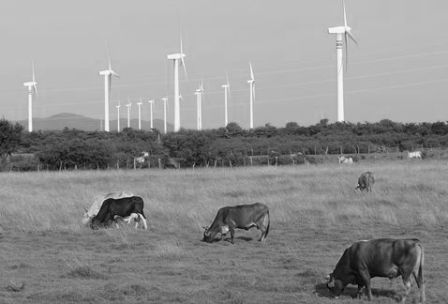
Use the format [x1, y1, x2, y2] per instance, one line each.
[134, 152, 149, 167]
[407, 151, 422, 159]
[82, 191, 134, 226]
[338, 155, 354, 164]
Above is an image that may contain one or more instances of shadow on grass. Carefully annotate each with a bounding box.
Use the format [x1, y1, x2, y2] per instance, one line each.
[314, 283, 400, 301]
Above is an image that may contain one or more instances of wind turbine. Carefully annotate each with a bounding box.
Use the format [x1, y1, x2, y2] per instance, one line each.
[23, 63, 38, 133]
[147, 99, 154, 129]
[126, 101, 132, 128]
[328, 0, 358, 122]
[167, 38, 187, 132]
[194, 82, 204, 131]
[137, 99, 143, 130]
[99, 49, 119, 132]
[116, 101, 121, 132]
[161, 97, 168, 134]
[247, 63, 255, 129]
[221, 75, 230, 127]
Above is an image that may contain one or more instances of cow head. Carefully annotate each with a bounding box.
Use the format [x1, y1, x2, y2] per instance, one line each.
[326, 273, 345, 296]
[202, 225, 227, 243]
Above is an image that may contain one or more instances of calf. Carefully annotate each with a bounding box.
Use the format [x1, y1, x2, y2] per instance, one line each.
[327, 238, 425, 303]
[90, 196, 147, 230]
[202, 202, 270, 244]
[356, 171, 375, 192]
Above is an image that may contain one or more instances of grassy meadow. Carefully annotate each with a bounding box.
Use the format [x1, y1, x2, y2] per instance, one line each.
[0, 160, 447, 303]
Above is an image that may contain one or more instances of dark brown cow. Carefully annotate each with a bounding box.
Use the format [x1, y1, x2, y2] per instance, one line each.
[202, 203, 270, 244]
[327, 238, 424, 303]
[356, 171, 375, 192]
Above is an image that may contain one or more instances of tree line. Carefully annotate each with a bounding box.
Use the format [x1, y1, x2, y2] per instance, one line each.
[1, 118, 448, 171]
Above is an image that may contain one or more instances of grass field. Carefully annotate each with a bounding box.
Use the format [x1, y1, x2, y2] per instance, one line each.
[1, 160, 447, 303]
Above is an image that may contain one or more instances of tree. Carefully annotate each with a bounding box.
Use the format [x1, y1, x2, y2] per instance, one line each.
[0, 119, 23, 157]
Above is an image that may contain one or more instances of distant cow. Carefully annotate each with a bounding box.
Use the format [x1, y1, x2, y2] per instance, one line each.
[327, 238, 425, 303]
[90, 196, 148, 230]
[82, 192, 134, 226]
[338, 155, 353, 164]
[163, 157, 180, 169]
[356, 171, 375, 192]
[202, 203, 270, 244]
[408, 151, 422, 159]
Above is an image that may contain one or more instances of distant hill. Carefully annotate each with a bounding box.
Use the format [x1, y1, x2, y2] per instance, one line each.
[17, 113, 173, 132]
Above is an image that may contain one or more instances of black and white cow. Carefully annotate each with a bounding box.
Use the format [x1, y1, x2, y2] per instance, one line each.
[90, 196, 148, 230]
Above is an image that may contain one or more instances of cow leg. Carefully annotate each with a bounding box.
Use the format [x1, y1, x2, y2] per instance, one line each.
[138, 213, 148, 230]
[401, 279, 411, 304]
[357, 284, 365, 299]
[358, 270, 372, 300]
[229, 227, 235, 244]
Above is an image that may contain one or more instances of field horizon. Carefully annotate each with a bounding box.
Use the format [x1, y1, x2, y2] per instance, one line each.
[1, 160, 447, 303]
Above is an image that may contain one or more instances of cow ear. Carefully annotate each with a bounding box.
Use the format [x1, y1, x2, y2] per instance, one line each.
[202, 226, 208, 230]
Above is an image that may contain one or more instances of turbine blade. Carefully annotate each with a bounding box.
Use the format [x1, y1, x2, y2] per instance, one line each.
[181, 57, 188, 79]
[347, 30, 358, 45]
[345, 33, 349, 71]
[343, 0, 347, 27]
[252, 84, 255, 102]
[34, 84, 38, 96]
[249, 63, 254, 81]
[106, 41, 112, 70]
[32, 62, 36, 83]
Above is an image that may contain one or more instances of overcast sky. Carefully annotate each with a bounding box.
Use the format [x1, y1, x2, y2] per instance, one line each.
[1, 0, 447, 129]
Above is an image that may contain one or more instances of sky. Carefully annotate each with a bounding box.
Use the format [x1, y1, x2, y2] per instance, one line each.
[0, 0, 448, 129]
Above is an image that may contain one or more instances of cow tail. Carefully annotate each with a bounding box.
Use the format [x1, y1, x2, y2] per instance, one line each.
[264, 210, 270, 238]
[417, 243, 425, 301]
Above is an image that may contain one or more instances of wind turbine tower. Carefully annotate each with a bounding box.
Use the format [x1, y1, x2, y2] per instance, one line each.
[161, 97, 168, 134]
[23, 63, 38, 133]
[99, 52, 119, 132]
[221, 76, 230, 127]
[126, 102, 132, 128]
[147, 99, 154, 129]
[328, 0, 358, 122]
[167, 39, 187, 132]
[247, 63, 255, 129]
[116, 101, 121, 132]
[194, 83, 204, 131]
[137, 100, 143, 130]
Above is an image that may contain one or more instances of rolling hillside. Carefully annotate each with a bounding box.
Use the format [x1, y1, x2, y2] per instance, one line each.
[17, 113, 172, 132]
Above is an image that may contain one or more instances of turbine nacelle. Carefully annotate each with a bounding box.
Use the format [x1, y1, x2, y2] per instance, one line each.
[167, 53, 186, 60]
[99, 69, 119, 77]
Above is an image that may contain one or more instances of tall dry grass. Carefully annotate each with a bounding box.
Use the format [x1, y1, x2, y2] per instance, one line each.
[0, 160, 447, 233]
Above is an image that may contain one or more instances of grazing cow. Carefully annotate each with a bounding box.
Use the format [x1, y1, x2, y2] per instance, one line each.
[202, 202, 270, 244]
[338, 155, 354, 164]
[82, 192, 134, 226]
[327, 238, 425, 303]
[408, 151, 422, 159]
[90, 196, 148, 230]
[356, 171, 375, 192]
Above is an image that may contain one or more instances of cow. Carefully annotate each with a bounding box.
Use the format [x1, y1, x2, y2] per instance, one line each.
[338, 155, 354, 164]
[202, 202, 270, 244]
[408, 151, 422, 160]
[90, 196, 148, 230]
[134, 151, 149, 168]
[356, 171, 375, 192]
[82, 192, 134, 226]
[326, 238, 425, 303]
